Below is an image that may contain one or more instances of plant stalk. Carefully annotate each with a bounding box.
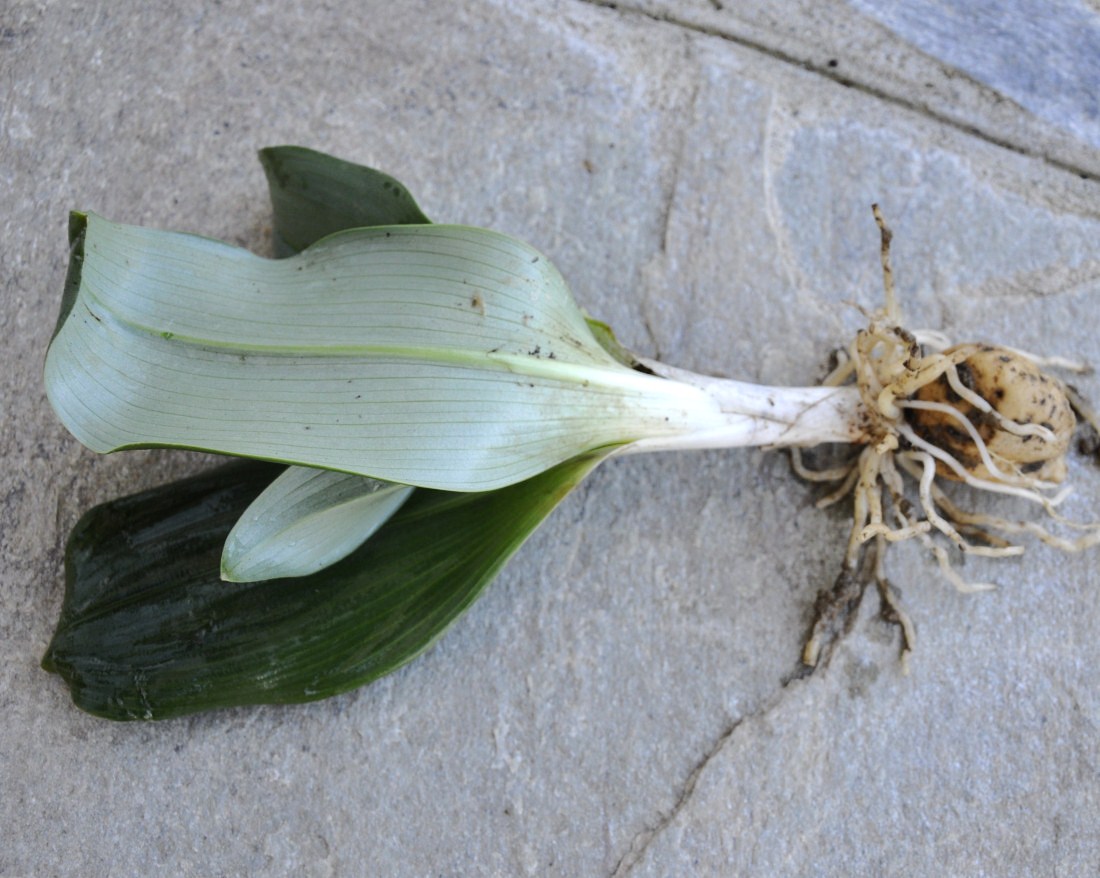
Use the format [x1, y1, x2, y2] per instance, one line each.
[623, 358, 868, 454]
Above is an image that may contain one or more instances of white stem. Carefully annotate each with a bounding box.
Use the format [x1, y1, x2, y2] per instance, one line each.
[623, 357, 869, 454]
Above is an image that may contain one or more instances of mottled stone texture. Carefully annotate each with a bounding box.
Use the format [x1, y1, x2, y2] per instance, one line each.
[3, 1, 1099, 875]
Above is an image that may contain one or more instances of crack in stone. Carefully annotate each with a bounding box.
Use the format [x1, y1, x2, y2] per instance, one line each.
[576, 0, 1097, 182]
[608, 666, 812, 877]
[657, 70, 699, 256]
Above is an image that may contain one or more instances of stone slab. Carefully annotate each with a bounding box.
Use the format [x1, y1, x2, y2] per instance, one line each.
[2, 1, 1099, 875]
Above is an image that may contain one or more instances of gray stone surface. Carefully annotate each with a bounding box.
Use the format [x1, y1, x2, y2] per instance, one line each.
[614, 0, 1100, 177]
[2, 1, 1099, 875]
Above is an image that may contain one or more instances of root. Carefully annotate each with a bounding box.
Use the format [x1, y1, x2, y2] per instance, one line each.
[801, 534, 916, 672]
[801, 564, 868, 669]
[795, 204, 1099, 669]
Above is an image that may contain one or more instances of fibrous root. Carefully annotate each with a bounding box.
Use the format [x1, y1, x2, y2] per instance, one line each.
[796, 205, 1100, 670]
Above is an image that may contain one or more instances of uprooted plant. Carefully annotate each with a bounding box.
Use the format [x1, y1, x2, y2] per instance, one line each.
[41, 146, 1100, 719]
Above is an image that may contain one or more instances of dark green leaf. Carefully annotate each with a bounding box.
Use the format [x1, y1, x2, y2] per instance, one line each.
[43, 456, 603, 720]
[259, 145, 430, 256]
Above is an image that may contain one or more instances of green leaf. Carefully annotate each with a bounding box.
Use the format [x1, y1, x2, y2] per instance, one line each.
[221, 468, 413, 582]
[583, 315, 645, 369]
[42, 455, 604, 720]
[45, 214, 720, 491]
[259, 145, 430, 257]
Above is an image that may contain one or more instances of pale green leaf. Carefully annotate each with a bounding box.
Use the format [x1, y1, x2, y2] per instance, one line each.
[221, 467, 414, 583]
[45, 214, 725, 491]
